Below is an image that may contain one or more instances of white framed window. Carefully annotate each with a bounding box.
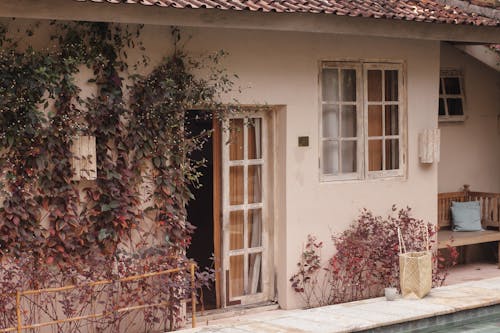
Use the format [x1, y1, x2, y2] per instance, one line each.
[320, 61, 406, 181]
[439, 69, 466, 122]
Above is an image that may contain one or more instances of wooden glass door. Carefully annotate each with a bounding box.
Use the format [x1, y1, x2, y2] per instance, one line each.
[221, 113, 269, 306]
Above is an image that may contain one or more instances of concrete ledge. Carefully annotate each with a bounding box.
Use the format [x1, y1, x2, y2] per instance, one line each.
[179, 277, 500, 332]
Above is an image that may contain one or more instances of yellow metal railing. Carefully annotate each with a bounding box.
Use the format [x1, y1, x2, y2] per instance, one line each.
[0, 263, 197, 333]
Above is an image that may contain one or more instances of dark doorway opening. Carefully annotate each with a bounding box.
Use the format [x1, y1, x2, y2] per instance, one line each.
[185, 110, 217, 310]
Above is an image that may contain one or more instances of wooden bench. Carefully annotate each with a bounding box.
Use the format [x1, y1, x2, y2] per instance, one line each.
[437, 185, 500, 267]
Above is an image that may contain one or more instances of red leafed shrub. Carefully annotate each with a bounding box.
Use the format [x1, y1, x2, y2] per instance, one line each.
[0, 249, 194, 332]
[290, 206, 458, 308]
[289, 235, 332, 307]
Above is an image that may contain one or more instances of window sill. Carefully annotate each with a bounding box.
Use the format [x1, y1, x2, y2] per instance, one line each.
[319, 174, 407, 184]
[320, 173, 362, 182]
[439, 115, 466, 122]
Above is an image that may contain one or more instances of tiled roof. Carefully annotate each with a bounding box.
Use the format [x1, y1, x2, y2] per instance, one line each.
[77, 0, 500, 26]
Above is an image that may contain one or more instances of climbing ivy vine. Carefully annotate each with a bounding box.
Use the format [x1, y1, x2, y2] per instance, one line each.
[0, 20, 235, 331]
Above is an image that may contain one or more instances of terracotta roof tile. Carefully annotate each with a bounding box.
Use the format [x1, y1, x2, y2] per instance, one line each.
[76, 0, 500, 26]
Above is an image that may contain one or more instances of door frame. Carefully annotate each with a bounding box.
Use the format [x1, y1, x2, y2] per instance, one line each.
[213, 106, 277, 308]
[212, 118, 223, 308]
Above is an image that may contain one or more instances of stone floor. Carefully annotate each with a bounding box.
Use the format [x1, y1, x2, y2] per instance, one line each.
[180, 263, 500, 333]
[444, 262, 499, 285]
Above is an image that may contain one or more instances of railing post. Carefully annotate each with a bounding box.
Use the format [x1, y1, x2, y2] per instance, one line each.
[463, 184, 470, 200]
[190, 263, 196, 328]
[16, 291, 22, 333]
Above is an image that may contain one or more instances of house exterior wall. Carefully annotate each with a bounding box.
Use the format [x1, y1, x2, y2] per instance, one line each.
[438, 43, 500, 193]
[1, 19, 441, 310]
[140, 26, 440, 309]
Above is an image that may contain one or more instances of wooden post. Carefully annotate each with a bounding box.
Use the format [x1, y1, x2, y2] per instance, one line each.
[16, 291, 22, 333]
[190, 263, 196, 328]
[212, 119, 222, 309]
[200, 288, 205, 316]
[498, 243, 500, 269]
[463, 184, 471, 200]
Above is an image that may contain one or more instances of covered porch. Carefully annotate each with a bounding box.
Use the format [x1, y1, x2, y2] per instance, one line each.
[436, 39, 500, 274]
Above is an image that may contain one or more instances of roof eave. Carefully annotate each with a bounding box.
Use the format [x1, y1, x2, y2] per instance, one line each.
[453, 44, 500, 71]
[0, 0, 499, 44]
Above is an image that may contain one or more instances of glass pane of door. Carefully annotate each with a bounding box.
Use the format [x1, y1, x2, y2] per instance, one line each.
[230, 255, 244, 297]
[222, 115, 267, 305]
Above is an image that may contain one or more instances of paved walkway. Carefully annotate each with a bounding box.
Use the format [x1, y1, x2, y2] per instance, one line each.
[444, 262, 500, 286]
[180, 276, 500, 333]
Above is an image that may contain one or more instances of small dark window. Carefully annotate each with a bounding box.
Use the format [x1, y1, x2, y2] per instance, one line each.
[447, 99, 463, 116]
[443, 78, 461, 94]
[439, 70, 465, 121]
[438, 99, 445, 116]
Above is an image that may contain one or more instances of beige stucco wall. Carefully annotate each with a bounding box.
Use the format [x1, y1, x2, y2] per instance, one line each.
[1, 19, 441, 310]
[139, 27, 440, 309]
[438, 43, 500, 193]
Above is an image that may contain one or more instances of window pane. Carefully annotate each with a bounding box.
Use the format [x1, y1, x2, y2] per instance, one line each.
[248, 209, 262, 248]
[439, 98, 445, 116]
[367, 70, 382, 102]
[444, 77, 461, 95]
[248, 165, 262, 204]
[341, 141, 357, 173]
[229, 118, 244, 161]
[341, 105, 357, 138]
[248, 252, 262, 294]
[385, 105, 399, 135]
[322, 69, 339, 102]
[341, 69, 356, 102]
[368, 105, 383, 137]
[230, 166, 244, 205]
[322, 105, 339, 138]
[385, 139, 400, 170]
[439, 80, 443, 94]
[230, 255, 244, 297]
[369, 140, 383, 171]
[247, 118, 262, 159]
[447, 98, 464, 116]
[230, 210, 244, 250]
[385, 70, 398, 101]
[323, 140, 339, 175]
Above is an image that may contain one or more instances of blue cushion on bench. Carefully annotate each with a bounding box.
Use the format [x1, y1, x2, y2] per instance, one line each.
[451, 201, 482, 232]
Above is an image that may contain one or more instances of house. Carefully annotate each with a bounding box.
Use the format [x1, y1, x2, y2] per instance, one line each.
[0, 0, 499, 313]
